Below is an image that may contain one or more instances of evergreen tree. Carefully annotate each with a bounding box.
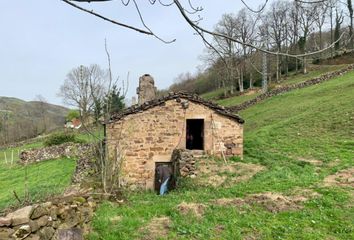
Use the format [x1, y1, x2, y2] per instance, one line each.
[104, 84, 125, 117]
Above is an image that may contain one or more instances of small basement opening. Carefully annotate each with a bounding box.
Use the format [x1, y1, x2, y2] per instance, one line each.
[154, 162, 175, 194]
[186, 119, 204, 150]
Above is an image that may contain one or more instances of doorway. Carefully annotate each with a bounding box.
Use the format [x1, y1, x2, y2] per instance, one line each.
[186, 119, 204, 150]
[154, 162, 175, 193]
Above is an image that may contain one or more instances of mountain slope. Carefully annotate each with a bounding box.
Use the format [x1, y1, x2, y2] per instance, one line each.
[0, 97, 69, 144]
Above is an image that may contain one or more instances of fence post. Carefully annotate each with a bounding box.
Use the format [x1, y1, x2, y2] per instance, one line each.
[11, 150, 14, 165]
[4, 152, 7, 164]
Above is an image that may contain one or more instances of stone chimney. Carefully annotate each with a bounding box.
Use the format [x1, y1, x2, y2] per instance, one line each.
[137, 74, 157, 105]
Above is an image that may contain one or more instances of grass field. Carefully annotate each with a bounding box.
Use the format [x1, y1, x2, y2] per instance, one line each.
[0, 135, 83, 211]
[89, 69, 354, 239]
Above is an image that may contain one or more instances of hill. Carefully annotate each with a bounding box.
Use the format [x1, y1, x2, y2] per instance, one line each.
[89, 68, 354, 239]
[0, 96, 69, 145]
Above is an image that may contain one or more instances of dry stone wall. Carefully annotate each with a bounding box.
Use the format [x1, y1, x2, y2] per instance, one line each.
[20, 143, 92, 164]
[20, 143, 97, 184]
[0, 194, 97, 240]
[228, 64, 354, 112]
[171, 149, 197, 178]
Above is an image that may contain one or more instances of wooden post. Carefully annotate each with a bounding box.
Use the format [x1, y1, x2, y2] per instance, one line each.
[4, 152, 7, 164]
[11, 150, 14, 165]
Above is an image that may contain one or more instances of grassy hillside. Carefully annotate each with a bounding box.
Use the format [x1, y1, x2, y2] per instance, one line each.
[89, 70, 354, 239]
[201, 64, 347, 107]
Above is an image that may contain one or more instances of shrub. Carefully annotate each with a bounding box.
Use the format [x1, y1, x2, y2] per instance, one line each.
[44, 132, 84, 146]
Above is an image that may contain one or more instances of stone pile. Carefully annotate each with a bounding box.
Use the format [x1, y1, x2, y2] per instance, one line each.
[228, 64, 354, 112]
[171, 149, 197, 178]
[0, 194, 97, 240]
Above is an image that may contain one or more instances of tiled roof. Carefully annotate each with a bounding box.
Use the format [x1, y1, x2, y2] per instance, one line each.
[107, 92, 244, 124]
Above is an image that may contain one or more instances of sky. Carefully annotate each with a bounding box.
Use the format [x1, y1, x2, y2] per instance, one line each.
[0, 0, 263, 107]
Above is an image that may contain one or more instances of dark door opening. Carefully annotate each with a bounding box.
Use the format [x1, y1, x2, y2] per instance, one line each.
[154, 162, 175, 194]
[186, 119, 204, 150]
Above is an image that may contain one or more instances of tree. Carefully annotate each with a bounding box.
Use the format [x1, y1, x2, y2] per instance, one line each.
[62, 0, 342, 59]
[263, 0, 289, 81]
[66, 109, 80, 121]
[348, 0, 354, 48]
[313, 3, 329, 53]
[34, 94, 48, 133]
[334, 6, 344, 50]
[58, 64, 107, 122]
[297, 2, 317, 73]
[104, 84, 125, 116]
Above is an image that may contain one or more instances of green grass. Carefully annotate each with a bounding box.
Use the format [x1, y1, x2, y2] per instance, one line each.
[275, 64, 346, 86]
[210, 64, 348, 108]
[89, 70, 354, 239]
[0, 137, 77, 211]
[216, 92, 261, 107]
[201, 88, 226, 100]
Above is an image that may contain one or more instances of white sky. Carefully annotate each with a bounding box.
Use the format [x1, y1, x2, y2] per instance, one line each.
[0, 0, 264, 106]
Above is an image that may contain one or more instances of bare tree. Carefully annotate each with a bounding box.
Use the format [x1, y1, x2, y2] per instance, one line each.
[58, 64, 107, 123]
[34, 94, 48, 133]
[335, 6, 344, 50]
[297, 2, 317, 73]
[263, 0, 289, 81]
[348, 0, 354, 48]
[62, 0, 342, 59]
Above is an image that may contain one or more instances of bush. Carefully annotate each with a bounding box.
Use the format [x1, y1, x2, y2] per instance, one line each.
[44, 132, 84, 146]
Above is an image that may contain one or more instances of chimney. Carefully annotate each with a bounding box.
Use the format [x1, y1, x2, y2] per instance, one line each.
[136, 74, 157, 105]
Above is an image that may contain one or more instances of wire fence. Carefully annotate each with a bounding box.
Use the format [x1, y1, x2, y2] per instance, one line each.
[0, 146, 76, 213]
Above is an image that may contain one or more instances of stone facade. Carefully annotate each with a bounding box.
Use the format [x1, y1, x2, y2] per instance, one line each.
[136, 74, 157, 105]
[106, 95, 243, 190]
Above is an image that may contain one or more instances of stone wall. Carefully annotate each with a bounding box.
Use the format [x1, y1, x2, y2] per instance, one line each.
[20, 143, 97, 184]
[228, 64, 354, 112]
[20, 143, 92, 164]
[106, 99, 243, 190]
[0, 194, 96, 240]
[171, 149, 197, 178]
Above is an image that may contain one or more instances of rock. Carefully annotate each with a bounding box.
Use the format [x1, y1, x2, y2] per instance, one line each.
[0, 227, 15, 239]
[58, 228, 83, 240]
[79, 207, 94, 223]
[12, 224, 31, 239]
[49, 206, 58, 221]
[31, 205, 49, 219]
[7, 206, 34, 226]
[51, 220, 61, 229]
[25, 234, 40, 240]
[38, 227, 55, 240]
[41, 202, 53, 209]
[0, 217, 12, 227]
[29, 220, 40, 233]
[36, 215, 49, 228]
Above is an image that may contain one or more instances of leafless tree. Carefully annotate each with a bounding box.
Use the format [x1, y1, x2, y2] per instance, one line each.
[58, 64, 107, 123]
[34, 94, 48, 133]
[263, 0, 289, 81]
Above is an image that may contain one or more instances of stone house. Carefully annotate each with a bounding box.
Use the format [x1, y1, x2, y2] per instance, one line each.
[105, 92, 244, 190]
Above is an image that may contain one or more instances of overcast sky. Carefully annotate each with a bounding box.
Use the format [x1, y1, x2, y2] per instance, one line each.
[0, 0, 263, 106]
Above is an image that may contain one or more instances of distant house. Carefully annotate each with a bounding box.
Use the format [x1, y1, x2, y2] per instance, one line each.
[64, 118, 82, 129]
[105, 92, 244, 190]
